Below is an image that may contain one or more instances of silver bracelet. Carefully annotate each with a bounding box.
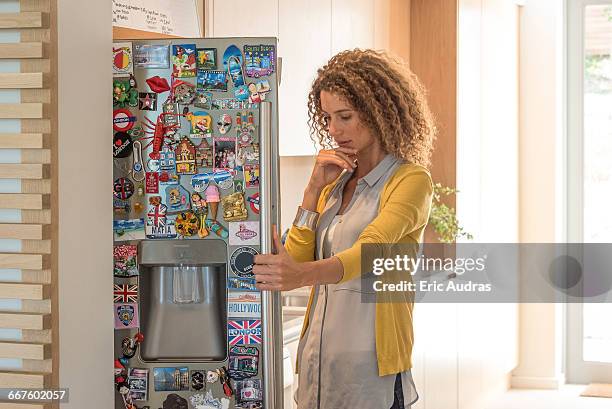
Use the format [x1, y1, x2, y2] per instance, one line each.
[293, 206, 319, 230]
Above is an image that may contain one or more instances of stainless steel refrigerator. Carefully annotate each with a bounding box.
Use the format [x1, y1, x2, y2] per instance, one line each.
[112, 37, 282, 409]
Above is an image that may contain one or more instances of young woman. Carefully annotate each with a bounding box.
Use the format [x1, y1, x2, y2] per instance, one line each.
[253, 49, 436, 409]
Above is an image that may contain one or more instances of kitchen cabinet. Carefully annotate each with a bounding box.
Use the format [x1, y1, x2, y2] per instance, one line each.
[209, 0, 385, 155]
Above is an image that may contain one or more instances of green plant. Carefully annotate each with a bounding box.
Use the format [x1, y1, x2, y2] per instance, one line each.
[429, 183, 473, 243]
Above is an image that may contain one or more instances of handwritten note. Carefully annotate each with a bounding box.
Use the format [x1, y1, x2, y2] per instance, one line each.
[112, 0, 200, 37]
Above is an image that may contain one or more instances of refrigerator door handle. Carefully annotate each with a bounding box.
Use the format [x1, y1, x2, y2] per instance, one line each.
[259, 101, 284, 408]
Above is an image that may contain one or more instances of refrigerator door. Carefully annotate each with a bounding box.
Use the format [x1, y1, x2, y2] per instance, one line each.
[113, 37, 283, 408]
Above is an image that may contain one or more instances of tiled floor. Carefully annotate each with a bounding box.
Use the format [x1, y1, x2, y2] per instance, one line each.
[486, 385, 612, 409]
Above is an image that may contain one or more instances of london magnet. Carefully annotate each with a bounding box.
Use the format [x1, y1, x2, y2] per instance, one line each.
[227, 319, 262, 345]
[113, 108, 136, 132]
[113, 132, 133, 158]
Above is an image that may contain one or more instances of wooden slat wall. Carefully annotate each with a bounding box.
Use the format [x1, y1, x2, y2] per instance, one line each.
[0, 0, 57, 404]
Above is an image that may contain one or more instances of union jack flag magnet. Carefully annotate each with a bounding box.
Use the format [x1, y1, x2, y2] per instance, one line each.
[228, 320, 262, 345]
[113, 283, 138, 303]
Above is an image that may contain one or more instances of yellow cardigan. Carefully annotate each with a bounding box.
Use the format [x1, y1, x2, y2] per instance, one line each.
[285, 163, 434, 376]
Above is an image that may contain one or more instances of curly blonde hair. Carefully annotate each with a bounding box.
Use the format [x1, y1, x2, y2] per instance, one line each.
[307, 49, 436, 168]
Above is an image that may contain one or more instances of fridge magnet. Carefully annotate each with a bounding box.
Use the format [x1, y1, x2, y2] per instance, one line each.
[205, 184, 220, 217]
[222, 192, 248, 222]
[175, 137, 197, 174]
[191, 173, 210, 193]
[113, 131, 133, 158]
[162, 101, 181, 126]
[229, 221, 259, 246]
[189, 391, 230, 409]
[227, 291, 261, 319]
[244, 44, 276, 77]
[162, 393, 188, 409]
[194, 91, 213, 109]
[227, 320, 262, 346]
[114, 177, 134, 200]
[154, 368, 189, 391]
[190, 370, 205, 391]
[114, 302, 139, 329]
[223, 45, 245, 86]
[138, 92, 157, 111]
[234, 84, 250, 101]
[173, 80, 196, 104]
[247, 79, 271, 103]
[233, 178, 244, 193]
[190, 192, 207, 214]
[185, 111, 213, 136]
[172, 44, 197, 78]
[135, 44, 169, 69]
[113, 78, 138, 107]
[159, 146, 176, 171]
[113, 244, 138, 277]
[217, 113, 232, 135]
[147, 157, 160, 172]
[230, 246, 258, 278]
[234, 379, 263, 405]
[113, 283, 138, 303]
[205, 219, 229, 239]
[227, 276, 258, 291]
[146, 75, 171, 93]
[113, 218, 145, 241]
[247, 193, 260, 215]
[214, 137, 237, 169]
[246, 143, 260, 165]
[131, 140, 146, 182]
[228, 345, 259, 379]
[196, 47, 217, 69]
[128, 368, 149, 401]
[146, 196, 177, 239]
[165, 185, 191, 213]
[113, 198, 130, 215]
[244, 165, 260, 188]
[145, 172, 159, 194]
[113, 108, 136, 132]
[175, 211, 199, 237]
[113, 42, 133, 76]
[159, 170, 179, 186]
[197, 69, 228, 92]
[196, 139, 214, 168]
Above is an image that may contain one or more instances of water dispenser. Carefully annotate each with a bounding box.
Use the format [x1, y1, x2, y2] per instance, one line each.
[138, 239, 228, 361]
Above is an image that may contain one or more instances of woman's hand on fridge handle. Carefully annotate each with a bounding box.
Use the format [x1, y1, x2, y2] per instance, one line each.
[253, 226, 343, 291]
[253, 228, 306, 291]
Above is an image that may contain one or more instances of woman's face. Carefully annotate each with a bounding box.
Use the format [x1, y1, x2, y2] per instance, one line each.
[320, 90, 377, 152]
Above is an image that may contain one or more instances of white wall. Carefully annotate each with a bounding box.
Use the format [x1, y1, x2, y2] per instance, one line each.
[454, 0, 521, 407]
[511, 0, 566, 389]
[58, 0, 114, 407]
